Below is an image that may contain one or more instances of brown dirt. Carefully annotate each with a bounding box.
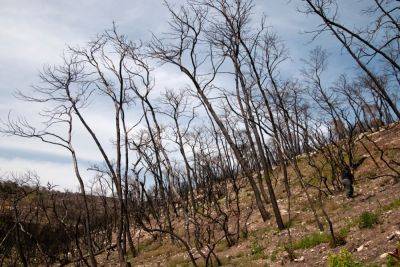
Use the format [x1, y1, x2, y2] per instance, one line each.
[93, 124, 400, 266]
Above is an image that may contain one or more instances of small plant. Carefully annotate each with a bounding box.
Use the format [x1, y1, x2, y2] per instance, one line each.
[249, 241, 268, 260]
[386, 241, 400, 267]
[292, 232, 330, 250]
[358, 211, 379, 229]
[250, 241, 264, 255]
[338, 225, 350, 238]
[327, 249, 362, 267]
[270, 249, 278, 262]
[240, 229, 249, 239]
[386, 255, 400, 267]
[383, 198, 400, 212]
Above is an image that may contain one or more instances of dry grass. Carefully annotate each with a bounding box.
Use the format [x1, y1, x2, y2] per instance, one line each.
[95, 124, 400, 266]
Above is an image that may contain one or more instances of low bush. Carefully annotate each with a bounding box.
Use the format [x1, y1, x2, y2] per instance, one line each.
[383, 198, 400, 212]
[386, 241, 400, 267]
[386, 255, 400, 267]
[358, 211, 379, 229]
[292, 232, 330, 250]
[250, 241, 268, 260]
[250, 241, 264, 255]
[327, 249, 362, 267]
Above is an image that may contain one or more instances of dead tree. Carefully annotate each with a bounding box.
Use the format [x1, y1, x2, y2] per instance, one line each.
[301, 0, 400, 119]
[149, 0, 272, 223]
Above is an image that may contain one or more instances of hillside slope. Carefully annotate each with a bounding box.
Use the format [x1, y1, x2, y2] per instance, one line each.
[94, 124, 400, 266]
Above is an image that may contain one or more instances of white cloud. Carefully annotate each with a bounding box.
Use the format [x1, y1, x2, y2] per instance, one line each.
[0, 0, 370, 191]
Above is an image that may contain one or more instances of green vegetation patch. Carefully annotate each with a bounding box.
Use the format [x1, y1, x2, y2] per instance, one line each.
[250, 241, 264, 255]
[386, 255, 400, 267]
[358, 211, 379, 229]
[327, 248, 362, 267]
[291, 231, 330, 250]
[386, 241, 400, 267]
[382, 198, 400, 212]
[249, 241, 268, 260]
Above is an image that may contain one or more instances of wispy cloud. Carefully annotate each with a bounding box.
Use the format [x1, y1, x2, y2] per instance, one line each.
[0, 0, 368, 190]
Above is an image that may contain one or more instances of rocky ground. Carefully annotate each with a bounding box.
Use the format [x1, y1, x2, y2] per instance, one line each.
[93, 124, 400, 266]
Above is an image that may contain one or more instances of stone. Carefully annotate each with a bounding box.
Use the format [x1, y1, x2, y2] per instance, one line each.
[387, 231, 400, 240]
[294, 256, 305, 262]
[388, 233, 396, 240]
[380, 252, 389, 259]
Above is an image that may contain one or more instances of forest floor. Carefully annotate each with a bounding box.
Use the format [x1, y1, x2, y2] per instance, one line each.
[95, 124, 400, 266]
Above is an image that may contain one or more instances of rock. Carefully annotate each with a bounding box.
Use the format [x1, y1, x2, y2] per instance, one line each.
[380, 253, 389, 259]
[294, 256, 305, 262]
[356, 240, 372, 252]
[388, 233, 397, 240]
[387, 231, 400, 240]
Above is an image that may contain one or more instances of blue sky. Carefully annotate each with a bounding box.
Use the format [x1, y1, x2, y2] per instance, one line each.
[0, 0, 365, 190]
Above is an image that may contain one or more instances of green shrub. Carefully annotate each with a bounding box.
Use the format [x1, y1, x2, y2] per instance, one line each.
[327, 249, 362, 267]
[250, 241, 264, 255]
[358, 211, 379, 229]
[386, 255, 400, 267]
[249, 241, 269, 260]
[292, 232, 330, 250]
[383, 198, 400, 211]
[338, 225, 350, 238]
[386, 241, 400, 267]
